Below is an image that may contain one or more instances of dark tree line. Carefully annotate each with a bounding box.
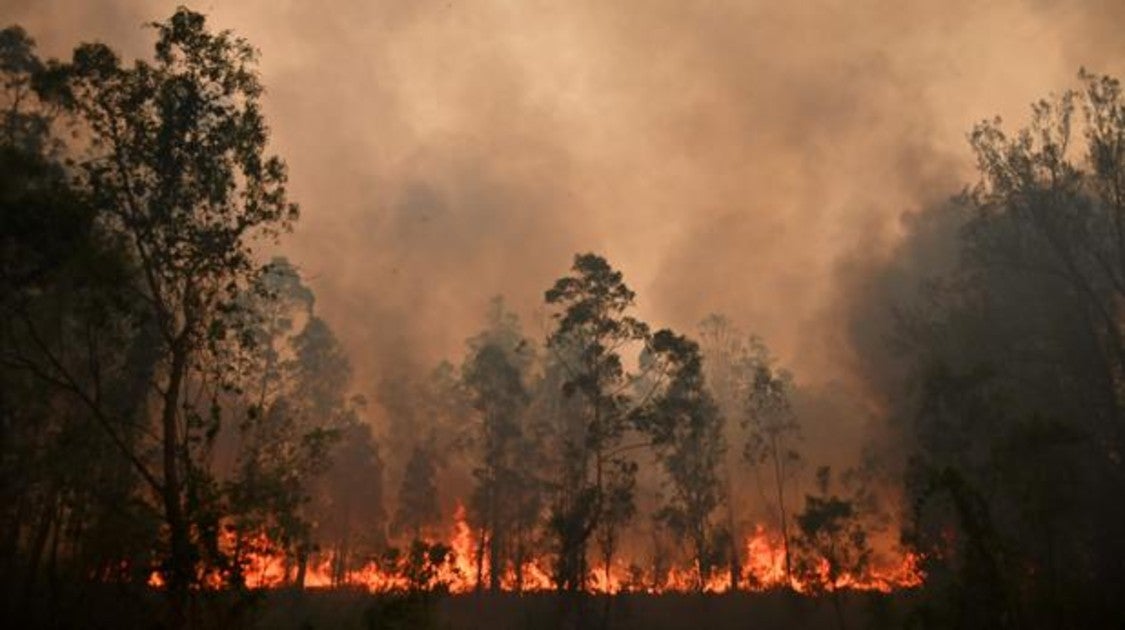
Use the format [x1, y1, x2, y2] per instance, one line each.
[863, 71, 1125, 628]
[0, 11, 382, 627]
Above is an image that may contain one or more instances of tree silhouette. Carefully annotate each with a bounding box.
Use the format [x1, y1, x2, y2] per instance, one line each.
[544, 253, 650, 591]
[57, 8, 295, 621]
[462, 297, 534, 591]
[794, 467, 871, 630]
[638, 329, 727, 591]
[394, 444, 441, 542]
[741, 339, 801, 586]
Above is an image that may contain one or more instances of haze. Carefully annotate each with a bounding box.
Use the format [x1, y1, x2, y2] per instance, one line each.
[7, 0, 1124, 442]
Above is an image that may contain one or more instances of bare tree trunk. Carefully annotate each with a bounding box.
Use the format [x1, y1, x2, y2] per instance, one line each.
[333, 537, 348, 586]
[22, 492, 56, 602]
[45, 502, 62, 591]
[161, 343, 191, 629]
[3, 492, 29, 580]
[726, 475, 741, 591]
[295, 544, 308, 589]
[771, 435, 792, 586]
[694, 529, 706, 592]
[488, 528, 502, 592]
[231, 532, 245, 588]
[474, 526, 486, 593]
[514, 535, 525, 593]
[333, 501, 352, 586]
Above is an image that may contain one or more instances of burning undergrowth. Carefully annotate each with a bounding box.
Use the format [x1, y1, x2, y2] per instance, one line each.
[148, 501, 923, 596]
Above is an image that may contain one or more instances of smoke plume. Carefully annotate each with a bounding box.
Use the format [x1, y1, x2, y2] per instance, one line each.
[6, 0, 1125, 465]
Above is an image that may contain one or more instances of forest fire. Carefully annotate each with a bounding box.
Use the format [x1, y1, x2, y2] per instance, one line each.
[12, 2, 1125, 627]
[148, 504, 923, 596]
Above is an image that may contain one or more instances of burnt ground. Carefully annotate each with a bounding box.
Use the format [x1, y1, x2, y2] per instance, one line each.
[11, 586, 919, 629]
[280, 589, 915, 630]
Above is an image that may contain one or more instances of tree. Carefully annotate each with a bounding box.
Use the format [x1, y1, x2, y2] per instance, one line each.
[697, 313, 751, 589]
[0, 25, 156, 614]
[741, 339, 801, 586]
[55, 8, 297, 618]
[880, 71, 1125, 626]
[0, 25, 61, 154]
[379, 359, 471, 536]
[316, 420, 386, 587]
[637, 329, 726, 591]
[225, 261, 355, 588]
[968, 71, 1125, 448]
[393, 445, 441, 541]
[461, 297, 534, 591]
[543, 253, 650, 591]
[794, 467, 871, 630]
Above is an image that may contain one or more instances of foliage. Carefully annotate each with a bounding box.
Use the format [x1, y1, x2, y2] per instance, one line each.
[393, 445, 442, 541]
[638, 329, 727, 590]
[461, 297, 540, 591]
[793, 467, 872, 630]
[888, 71, 1125, 627]
[543, 253, 650, 591]
[740, 337, 802, 585]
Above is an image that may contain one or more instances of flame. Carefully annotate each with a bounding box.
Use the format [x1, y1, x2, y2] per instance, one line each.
[745, 524, 788, 588]
[147, 502, 924, 594]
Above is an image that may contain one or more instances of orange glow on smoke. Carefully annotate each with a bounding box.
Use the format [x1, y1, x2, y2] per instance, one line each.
[148, 501, 924, 594]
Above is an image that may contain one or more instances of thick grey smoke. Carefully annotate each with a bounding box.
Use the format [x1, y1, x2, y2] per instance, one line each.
[5, 0, 1125, 468]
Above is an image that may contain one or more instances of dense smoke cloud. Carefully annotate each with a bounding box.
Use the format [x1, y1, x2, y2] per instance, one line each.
[5, 0, 1125, 460]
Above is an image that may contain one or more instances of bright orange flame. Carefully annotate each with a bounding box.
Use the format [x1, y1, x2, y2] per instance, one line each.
[745, 524, 788, 588]
[147, 503, 924, 595]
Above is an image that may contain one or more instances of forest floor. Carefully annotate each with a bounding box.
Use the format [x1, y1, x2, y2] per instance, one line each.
[12, 586, 921, 629]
